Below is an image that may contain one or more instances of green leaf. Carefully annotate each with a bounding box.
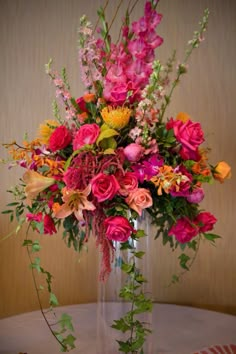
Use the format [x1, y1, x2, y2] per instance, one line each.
[22, 239, 33, 247]
[171, 274, 180, 284]
[112, 318, 130, 333]
[59, 313, 74, 331]
[135, 229, 146, 238]
[61, 334, 76, 350]
[96, 127, 119, 145]
[117, 340, 131, 353]
[30, 257, 41, 273]
[121, 262, 134, 274]
[1, 210, 13, 214]
[178, 253, 190, 270]
[49, 292, 59, 306]
[203, 233, 221, 243]
[134, 251, 145, 259]
[32, 240, 42, 253]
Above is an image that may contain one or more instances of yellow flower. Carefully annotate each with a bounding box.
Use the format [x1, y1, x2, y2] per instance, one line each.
[38, 120, 59, 144]
[23, 170, 55, 205]
[176, 112, 191, 123]
[101, 106, 131, 130]
[213, 161, 232, 183]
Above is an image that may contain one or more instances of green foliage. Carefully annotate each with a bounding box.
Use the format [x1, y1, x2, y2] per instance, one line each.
[178, 253, 191, 270]
[112, 239, 152, 353]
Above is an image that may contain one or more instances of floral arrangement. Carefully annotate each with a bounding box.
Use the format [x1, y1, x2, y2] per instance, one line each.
[1, 0, 231, 353]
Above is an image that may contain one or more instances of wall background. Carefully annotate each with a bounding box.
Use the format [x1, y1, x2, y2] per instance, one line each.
[0, 0, 235, 318]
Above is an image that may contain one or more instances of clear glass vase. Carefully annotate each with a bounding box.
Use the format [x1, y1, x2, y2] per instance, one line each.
[96, 212, 153, 354]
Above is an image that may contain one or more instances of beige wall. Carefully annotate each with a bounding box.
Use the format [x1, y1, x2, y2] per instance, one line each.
[0, 0, 235, 318]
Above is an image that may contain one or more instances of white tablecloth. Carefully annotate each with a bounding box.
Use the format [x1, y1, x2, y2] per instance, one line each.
[0, 303, 235, 354]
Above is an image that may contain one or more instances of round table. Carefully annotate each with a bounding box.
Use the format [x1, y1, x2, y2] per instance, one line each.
[0, 303, 235, 354]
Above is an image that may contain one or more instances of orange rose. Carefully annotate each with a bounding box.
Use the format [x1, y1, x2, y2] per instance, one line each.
[125, 188, 153, 216]
[213, 161, 231, 183]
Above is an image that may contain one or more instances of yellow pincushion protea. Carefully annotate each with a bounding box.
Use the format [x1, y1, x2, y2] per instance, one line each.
[101, 106, 131, 130]
[38, 119, 59, 144]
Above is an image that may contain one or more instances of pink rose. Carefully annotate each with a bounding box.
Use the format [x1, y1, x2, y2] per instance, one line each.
[116, 171, 138, 197]
[167, 118, 204, 160]
[48, 125, 72, 152]
[194, 212, 217, 233]
[187, 187, 205, 204]
[168, 217, 199, 243]
[123, 143, 144, 162]
[91, 173, 120, 202]
[73, 123, 100, 151]
[125, 188, 153, 215]
[174, 119, 204, 150]
[104, 216, 134, 242]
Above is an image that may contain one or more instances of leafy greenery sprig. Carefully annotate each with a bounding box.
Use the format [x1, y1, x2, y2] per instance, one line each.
[112, 230, 152, 354]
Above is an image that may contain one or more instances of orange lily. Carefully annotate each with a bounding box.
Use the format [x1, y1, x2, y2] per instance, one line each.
[23, 170, 55, 204]
[53, 185, 96, 221]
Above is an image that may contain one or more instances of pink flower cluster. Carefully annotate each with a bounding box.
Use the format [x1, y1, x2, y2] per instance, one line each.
[100, 2, 163, 105]
[168, 212, 217, 243]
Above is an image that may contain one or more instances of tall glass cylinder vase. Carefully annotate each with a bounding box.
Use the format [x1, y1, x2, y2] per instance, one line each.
[96, 212, 153, 354]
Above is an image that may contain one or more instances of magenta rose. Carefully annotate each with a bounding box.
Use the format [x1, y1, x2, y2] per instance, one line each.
[194, 212, 217, 233]
[117, 171, 138, 197]
[123, 143, 144, 162]
[173, 119, 204, 150]
[48, 125, 72, 152]
[168, 217, 199, 243]
[104, 216, 134, 242]
[187, 187, 205, 204]
[91, 173, 120, 202]
[73, 123, 100, 151]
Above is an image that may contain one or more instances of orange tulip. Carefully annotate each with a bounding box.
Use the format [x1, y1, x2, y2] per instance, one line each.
[213, 161, 231, 183]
